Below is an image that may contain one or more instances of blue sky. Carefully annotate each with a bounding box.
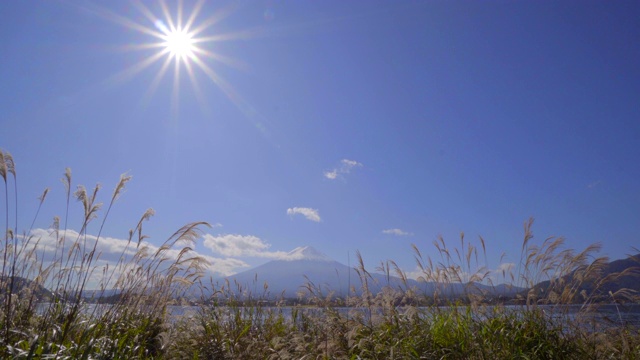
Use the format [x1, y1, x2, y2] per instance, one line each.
[1, 0, 639, 280]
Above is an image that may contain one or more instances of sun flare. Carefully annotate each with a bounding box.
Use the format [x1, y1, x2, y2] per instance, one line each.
[99, 0, 257, 117]
[163, 28, 195, 59]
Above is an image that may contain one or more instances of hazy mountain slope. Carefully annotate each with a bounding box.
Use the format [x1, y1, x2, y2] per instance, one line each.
[215, 246, 524, 299]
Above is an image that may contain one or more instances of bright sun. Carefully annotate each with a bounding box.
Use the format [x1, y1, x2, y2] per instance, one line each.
[100, 0, 255, 116]
[163, 29, 194, 59]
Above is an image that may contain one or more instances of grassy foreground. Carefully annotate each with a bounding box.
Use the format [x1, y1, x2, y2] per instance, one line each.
[0, 151, 639, 359]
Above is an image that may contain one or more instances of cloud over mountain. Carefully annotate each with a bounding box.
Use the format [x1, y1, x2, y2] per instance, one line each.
[203, 233, 290, 259]
[24, 228, 250, 281]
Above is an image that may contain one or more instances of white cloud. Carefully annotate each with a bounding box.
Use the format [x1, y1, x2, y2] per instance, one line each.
[324, 170, 338, 180]
[16, 228, 252, 286]
[341, 159, 360, 167]
[490, 262, 516, 283]
[324, 158, 362, 180]
[203, 234, 268, 256]
[404, 266, 424, 281]
[496, 262, 515, 273]
[382, 228, 413, 236]
[202, 233, 290, 259]
[27, 228, 141, 262]
[287, 207, 321, 222]
[200, 255, 250, 276]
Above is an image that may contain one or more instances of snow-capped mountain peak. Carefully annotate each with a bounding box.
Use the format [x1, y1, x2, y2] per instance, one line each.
[286, 246, 332, 261]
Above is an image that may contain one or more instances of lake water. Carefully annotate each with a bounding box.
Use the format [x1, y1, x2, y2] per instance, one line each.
[36, 302, 640, 330]
[166, 303, 640, 330]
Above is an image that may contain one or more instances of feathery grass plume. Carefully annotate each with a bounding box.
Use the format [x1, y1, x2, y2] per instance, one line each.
[100, 208, 156, 293]
[75, 183, 102, 228]
[4, 152, 16, 236]
[0, 155, 213, 357]
[27, 189, 50, 236]
[3, 152, 640, 358]
[0, 150, 6, 180]
[94, 172, 131, 245]
[183, 221, 640, 358]
[1, 150, 8, 277]
[75, 174, 132, 304]
[60, 168, 71, 257]
[0, 150, 14, 345]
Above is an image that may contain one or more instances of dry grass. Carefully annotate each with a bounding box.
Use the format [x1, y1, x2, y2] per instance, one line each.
[0, 149, 210, 358]
[1, 150, 639, 359]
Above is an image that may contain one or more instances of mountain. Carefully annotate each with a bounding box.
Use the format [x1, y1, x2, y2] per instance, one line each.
[529, 253, 640, 303]
[0, 276, 53, 301]
[595, 253, 640, 294]
[286, 246, 334, 262]
[214, 246, 523, 300]
[216, 246, 358, 298]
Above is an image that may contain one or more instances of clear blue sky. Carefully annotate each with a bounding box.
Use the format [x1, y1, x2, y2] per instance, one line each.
[1, 0, 638, 278]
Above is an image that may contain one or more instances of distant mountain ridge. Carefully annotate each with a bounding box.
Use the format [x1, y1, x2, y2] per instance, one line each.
[18, 247, 635, 304]
[215, 246, 524, 299]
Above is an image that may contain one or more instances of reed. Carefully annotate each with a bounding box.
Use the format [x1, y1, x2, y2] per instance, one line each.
[0, 150, 209, 358]
[0, 151, 638, 359]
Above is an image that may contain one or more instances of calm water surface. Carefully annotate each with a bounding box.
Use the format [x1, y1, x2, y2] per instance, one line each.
[36, 303, 640, 329]
[166, 303, 640, 329]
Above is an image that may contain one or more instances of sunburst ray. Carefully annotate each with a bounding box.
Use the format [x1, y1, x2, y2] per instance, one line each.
[91, 0, 260, 122]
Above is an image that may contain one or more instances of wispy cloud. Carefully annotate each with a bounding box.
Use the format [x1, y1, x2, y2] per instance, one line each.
[382, 228, 413, 236]
[324, 159, 362, 180]
[287, 207, 321, 222]
[587, 180, 602, 189]
[202, 233, 290, 259]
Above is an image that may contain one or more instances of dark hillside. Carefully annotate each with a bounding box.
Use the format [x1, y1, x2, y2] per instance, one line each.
[0, 276, 53, 301]
[530, 253, 640, 303]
